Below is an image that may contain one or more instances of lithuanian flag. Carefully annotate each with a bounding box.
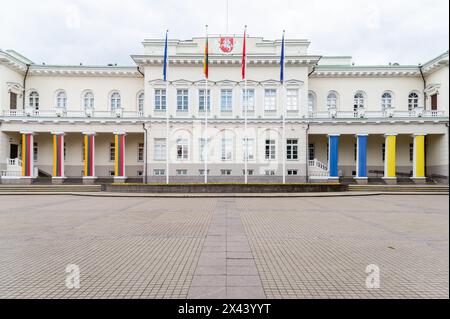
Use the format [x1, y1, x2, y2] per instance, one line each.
[203, 36, 209, 78]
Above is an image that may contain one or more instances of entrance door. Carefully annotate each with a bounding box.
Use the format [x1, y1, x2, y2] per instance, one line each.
[10, 92, 17, 110]
[10, 144, 18, 159]
[431, 94, 438, 110]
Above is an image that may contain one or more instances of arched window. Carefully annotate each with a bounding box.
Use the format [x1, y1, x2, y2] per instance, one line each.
[56, 90, 67, 108]
[83, 91, 94, 110]
[137, 92, 144, 114]
[353, 92, 365, 111]
[381, 92, 393, 110]
[29, 91, 39, 110]
[326, 92, 337, 109]
[308, 92, 316, 113]
[408, 92, 419, 110]
[110, 92, 121, 110]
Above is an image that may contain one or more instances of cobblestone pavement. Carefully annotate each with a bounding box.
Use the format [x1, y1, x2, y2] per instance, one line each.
[0, 195, 448, 299]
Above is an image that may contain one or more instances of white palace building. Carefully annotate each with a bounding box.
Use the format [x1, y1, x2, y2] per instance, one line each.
[0, 36, 448, 184]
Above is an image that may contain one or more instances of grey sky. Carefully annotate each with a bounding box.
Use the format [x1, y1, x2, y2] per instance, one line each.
[1, 0, 448, 66]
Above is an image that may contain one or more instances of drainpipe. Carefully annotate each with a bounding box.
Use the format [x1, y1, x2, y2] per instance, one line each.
[308, 56, 323, 77]
[22, 64, 31, 109]
[305, 123, 310, 182]
[137, 66, 144, 77]
[142, 123, 148, 184]
[419, 64, 427, 109]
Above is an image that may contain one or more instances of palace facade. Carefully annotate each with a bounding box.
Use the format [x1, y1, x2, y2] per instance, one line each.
[0, 36, 448, 184]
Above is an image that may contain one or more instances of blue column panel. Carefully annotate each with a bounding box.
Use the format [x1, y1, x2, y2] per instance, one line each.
[357, 135, 368, 177]
[328, 135, 339, 177]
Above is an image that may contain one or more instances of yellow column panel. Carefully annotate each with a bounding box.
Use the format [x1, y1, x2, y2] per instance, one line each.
[385, 135, 396, 178]
[414, 135, 425, 178]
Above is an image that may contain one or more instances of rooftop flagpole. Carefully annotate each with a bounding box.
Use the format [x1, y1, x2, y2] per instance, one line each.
[163, 30, 170, 184]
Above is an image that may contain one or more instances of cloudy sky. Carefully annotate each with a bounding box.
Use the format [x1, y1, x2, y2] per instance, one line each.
[1, 0, 448, 66]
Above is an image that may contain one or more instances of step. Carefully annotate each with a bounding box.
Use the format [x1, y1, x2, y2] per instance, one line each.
[0, 185, 102, 192]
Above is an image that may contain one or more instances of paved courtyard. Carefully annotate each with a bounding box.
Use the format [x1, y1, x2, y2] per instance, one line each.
[0, 194, 448, 299]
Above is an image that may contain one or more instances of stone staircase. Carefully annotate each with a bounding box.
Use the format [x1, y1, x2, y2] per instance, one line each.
[0, 184, 102, 193]
[308, 159, 328, 177]
[348, 184, 449, 193]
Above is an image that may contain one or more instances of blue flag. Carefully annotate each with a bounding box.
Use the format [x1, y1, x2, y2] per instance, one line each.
[280, 31, 285, 83]
[163, 31, 168, 81]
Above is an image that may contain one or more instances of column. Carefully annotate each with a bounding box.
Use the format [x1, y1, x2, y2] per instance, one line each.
[412, 134, 426, 184]
[383, 134, 397, 184]
[114, 132, 127, 182]
[328, 134, 340, 181]
[21, 132, 35, 182]
[354, 134, 368, 184]
[52, 132, 65, 184]
[83, 132, 97, 184]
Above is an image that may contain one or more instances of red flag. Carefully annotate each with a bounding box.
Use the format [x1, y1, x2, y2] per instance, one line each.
[241, 27, 246, 80]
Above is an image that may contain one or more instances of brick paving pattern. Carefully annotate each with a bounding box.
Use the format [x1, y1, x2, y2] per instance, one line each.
[0, 194, 448, 298]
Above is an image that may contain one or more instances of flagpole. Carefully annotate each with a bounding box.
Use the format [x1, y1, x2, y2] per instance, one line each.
[204, 25, 208, 184]
[243, 26, 248, 184]
[281, 30, 286, 184]
[164, 30, 170, 184]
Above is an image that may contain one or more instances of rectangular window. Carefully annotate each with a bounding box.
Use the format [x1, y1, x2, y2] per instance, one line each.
[287, 89, 299, 111]
[287, 169, 298, 176]
[242, 169, 254, 176]
[33, 142, 38, 162]
[308, 143, 315, 161]
[177, 138, 188, 160]
[265, 139, 276, 160]
[242, 89, 255, 112]
[154, 139, 166, 161]
[109, 142, 115, 161]
[109, 171, 115, 176]
[354, 143, 357, 161]
[286, 139, 298, 160]
[221, 169, 232, 175]
[243, 138, 255, 160]
[382, 143, 385, 162]
[265, 170, 276, 176]
[176, 169, 188, 175]
[220, 89, 233, 112]
[138, 143, 144, 162]
[264, 89, 277, 111]
[81, 143, 85, 161]
[409, 143, 414, 162]
[176, 89, 189, 111]
[198, 89, 211, 111]
[199, 169, 210, 176]
[221, 138, 232, 161]
[154, 169, 165, 176]
[154, 89, 166, 110]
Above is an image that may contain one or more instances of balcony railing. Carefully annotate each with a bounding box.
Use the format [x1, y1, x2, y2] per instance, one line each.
[308, 108, 445, 119]
[1, 108, 144, 119]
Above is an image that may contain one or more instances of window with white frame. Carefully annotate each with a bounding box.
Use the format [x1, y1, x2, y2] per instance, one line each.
[177, 89, 189, 111]
[408, 92, 419, 110]
[176, 169, 188, 175]
[221, 169, 232, 175]
[56, 91, 67, 108]
[137, 92, 144, 113]
[29, 91, 39, 110]
[242, 169, 254, 175]
[308, 92, 315, 113]
[198, 89, 211, 111]
[154, 89, 166, 110]
[221, 138, 233, 161]
[308, 143, 315, 161]
[137, 143, 144, 162]
[381, 92, 393, 110]
[154, 169, 165, 176]
[110, 92, 121, 110]
[287, 169, 298, 176]
[286, 139, 298, 160]
[220, 89, 233, 112]
[109, 142, 115, 161]
[409, 143, 414, 162]
[243, 138, 255, 160]
[83, 91, 94, 110]
[286, 89, 299, 111]
[242, 89, 255, 112]
[353, 92, 365, 110]
[264, 89, 277, 111]
[33, 142, 38, 162]
[265, 169, 276, 176]
[265, 139, 276, 160]
[176, 138, 188, 160]
[199, 169, 210, 176]
[327, 92, 337, 109]
[154, 138, 166, 161]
